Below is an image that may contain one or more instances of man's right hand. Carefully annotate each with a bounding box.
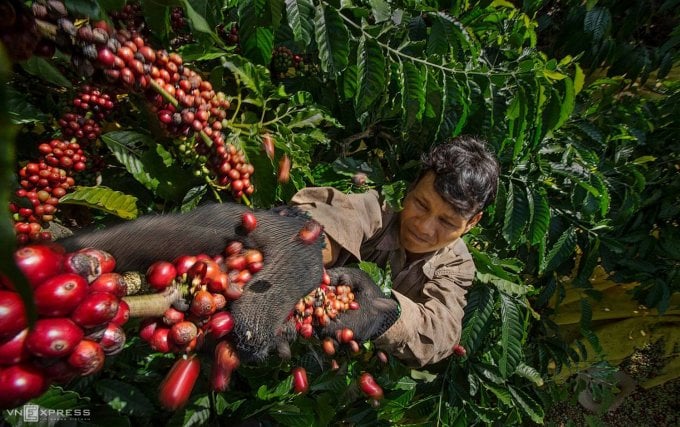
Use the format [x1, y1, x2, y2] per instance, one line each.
[319, 267, 400, 342]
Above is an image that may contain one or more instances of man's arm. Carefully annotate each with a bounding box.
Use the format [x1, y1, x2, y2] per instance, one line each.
[290, 187, 384, 266]
[373, 259, 475, 368]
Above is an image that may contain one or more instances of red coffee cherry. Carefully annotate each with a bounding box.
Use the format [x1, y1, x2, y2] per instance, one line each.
[71, 291, 119, 329]
[241, 212, 257, 232]
[33, 273, 88, 317]
[146, 261, 177, 291]
[25, 318, 83, 358]
[13, 244, 64, 287]
[0, 291, 27, 338]
[67, 339, 105, 376]
[158, 355, 201, 410]
[291, 367, 309, 394]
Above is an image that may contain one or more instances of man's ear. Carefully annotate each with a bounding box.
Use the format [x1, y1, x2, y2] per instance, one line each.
[464, 212, 483, 233]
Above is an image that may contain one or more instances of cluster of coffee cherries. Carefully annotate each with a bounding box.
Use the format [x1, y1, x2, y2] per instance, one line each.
[217, 23, 239, 49]
[10, 83, 116, 244]
[29, 0, 256, 199]
[138, 212, 263, 409]
[91, 26, 254, 198]
[0, 243, 128, 409]
[270, 45, 304, 79]
[139, 214, 262, 356]
[12, 141, 81, 244]
[108, 1, 145, 35]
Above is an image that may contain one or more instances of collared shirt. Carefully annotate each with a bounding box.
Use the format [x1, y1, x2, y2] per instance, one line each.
[291, 187, 476, 367]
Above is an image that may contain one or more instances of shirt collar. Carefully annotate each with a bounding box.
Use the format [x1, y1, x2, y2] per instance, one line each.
[378, 212, 462, 280]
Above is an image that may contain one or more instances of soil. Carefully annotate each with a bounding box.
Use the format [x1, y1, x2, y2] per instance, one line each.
[545, 377, 680, 426]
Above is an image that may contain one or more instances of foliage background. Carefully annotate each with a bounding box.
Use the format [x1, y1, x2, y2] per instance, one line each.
[1, 0, 678, 425]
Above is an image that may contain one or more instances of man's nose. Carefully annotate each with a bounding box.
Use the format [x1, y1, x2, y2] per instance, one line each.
[414, 215, 436, 237]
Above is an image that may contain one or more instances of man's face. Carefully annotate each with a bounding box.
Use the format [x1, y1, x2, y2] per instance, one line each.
[399, 172, 481, 255]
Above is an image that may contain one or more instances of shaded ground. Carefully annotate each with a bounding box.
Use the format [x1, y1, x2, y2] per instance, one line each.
[545, 377, 680, 426]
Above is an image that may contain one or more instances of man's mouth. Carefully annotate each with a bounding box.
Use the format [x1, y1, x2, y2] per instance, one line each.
[407, 228, 429, 245]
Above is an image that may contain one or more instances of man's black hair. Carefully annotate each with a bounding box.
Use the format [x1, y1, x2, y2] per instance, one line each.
[419, 135, 500, 219]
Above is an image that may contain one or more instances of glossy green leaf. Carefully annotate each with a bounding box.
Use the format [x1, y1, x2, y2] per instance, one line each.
[502, 182, 530, 246]
[167, 396, 210, 427]
[508, 386, 544, 424]
[59, 186, 138, 220]
[461, 284, 495, 354]
[181, 0, 213, 35]
[355, 36, 386, 115]
[315, 3, 350, 75]
[584, 7, 611, 42]
[101, 131, 194, 201]
[285, 0, 314, 45]
[400, 61, 425, 128]
[528, 187, 550, 246]
[540, 226, 577, 275]
[514, 363, 544, 386]
[499, 292, 523, 377]
[239, 0, 275, 65]
[554, 77, 575, 130]
[369, 0, 391, 23]
[20, 57, 72, 88]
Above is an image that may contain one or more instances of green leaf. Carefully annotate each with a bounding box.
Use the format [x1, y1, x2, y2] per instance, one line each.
[540, 226, 577, 275]
[584, 7, 611, 42]
[355, 36, 386, 115]
[20, 57, 72, 88]
[101, 131, 195, 201]
[574, 63, 585, 94]
[59, 186, 138, 219]
[239, 0, 275, 65]
[502, 182, 530, 246]
[181, 0, 213, 35]
[514, 363, 544, 386]
[221, 54, 272, 100]
[167, 395, 211, 427]
[268, 403, 315, 427]
[499, 293, 523, 377]
[528, 187, 550, 246]
[6, 87, 49, 124]
[285, 0, 315, 45]
[482, 383, 512, 405]
[400, 61, 426, 128]
[476, 272, 531, 297]
[426, 16, 449, 56]
[369, 0, 391, 23]
[314, 3, 350, 75]
[554, 77, 575, 130]
[382, 180, 407, 211]
[340, 64, 358, 99]
[94, 379, 154, 416]
[508, 386, 544, 424]
[461, 284, 495, 354]
[140, 0, 169, 42]
[579, 297, 602, 354]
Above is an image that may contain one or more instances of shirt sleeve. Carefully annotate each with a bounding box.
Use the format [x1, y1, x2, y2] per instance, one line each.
[290, 187, 383, 261]
[373, 259, 476, 368]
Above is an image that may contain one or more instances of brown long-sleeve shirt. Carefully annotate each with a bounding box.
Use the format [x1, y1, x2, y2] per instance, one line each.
[290, 187, 476, 368]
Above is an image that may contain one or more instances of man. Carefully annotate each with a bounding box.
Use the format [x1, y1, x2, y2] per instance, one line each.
[290, 135, 500, 367]
[59, 136, 499, 366]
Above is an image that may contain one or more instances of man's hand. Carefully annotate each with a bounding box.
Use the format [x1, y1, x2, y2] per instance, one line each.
[319, 267, 400, 342]
[59, 203, 324, 364]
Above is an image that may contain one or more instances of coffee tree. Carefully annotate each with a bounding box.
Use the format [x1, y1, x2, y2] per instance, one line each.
[1, 0, 678, 425]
